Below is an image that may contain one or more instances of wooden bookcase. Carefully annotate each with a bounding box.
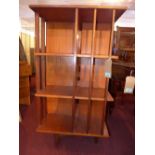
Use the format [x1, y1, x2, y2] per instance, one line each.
[30, 5, 125, 138]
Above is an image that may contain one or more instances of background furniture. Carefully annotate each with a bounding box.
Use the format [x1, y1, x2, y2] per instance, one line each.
[19, 38, 32, 105]
[110, 27, 135, 97]
[19, 61, 31, 105]
[30, 5, 125, 139]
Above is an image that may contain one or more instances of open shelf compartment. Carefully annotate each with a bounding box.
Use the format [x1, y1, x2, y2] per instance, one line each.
[37, 98, 109, 137]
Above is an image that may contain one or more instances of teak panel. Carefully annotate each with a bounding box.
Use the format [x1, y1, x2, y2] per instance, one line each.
[46, 22, 74, 54]
[74, 100, 88, 133]
[46, 57, 74, 86]
[30, 7, 75, 22]
[75, 87, 89, 100]
[47, 98, 72, 114]
[77, 57, 91, 87]
[80, 23, 93, 54]
[93, 59, 106, 88]
[96, 9, 113, 23]
[89, 101, 106, 134]
[94, 24, 111, 55]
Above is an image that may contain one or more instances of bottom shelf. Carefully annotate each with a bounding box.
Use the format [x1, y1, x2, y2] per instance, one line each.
[37, 114, 109, 138]
[37, 100, 109, 138]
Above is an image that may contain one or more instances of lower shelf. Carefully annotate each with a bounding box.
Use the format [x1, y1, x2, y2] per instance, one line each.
[35, 85, 114, 101]
[37, 113, 109, 138]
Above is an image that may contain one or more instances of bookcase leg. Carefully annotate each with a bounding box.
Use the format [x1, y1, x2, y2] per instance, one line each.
[54, 135, 61, 146]
[41, 98, 47, 119]
[87, 100, 92, 133]
[36, 97, 42, 124]
[94, 137, 99, 143]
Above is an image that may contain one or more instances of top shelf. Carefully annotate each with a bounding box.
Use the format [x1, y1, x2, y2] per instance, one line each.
[30, 4, 127, 10]
[29, 5, 126, 22]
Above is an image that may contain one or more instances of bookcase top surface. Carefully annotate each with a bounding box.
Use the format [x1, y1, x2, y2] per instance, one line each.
[30, 5, 126, 22]
[29, 4, 127, 10]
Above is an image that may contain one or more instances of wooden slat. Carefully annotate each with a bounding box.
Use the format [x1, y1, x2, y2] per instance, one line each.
[99, 9, 115, 135]
[30, 4, 127, 10]
[109, 9, 116, 56]
[87, 9, 97, 133]
[35, 13, 43, 125]
[94, 55, 118, 59]
[71, 8, 79, 131]
[35, 53, 74, 57]
[76, 54, 118, 59]
[100, 78, 108, 134]
[77, 54, 91, 58]
[41, 18, 47, 120]
[41, 18, 46, 89]
[35, 13, 41, 90]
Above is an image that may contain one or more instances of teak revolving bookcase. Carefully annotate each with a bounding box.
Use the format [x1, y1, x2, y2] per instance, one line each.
[30, 5, 126, 138]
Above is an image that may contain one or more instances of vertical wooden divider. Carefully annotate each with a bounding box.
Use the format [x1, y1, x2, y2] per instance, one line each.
[35, 13, 42, 124]
[35, 13, 40, 90]
[41, 18, 47, 119]
[109, 10, 116, 57]
[87, 9, 97, 133]
[41, 18, 46, 89]
[71, 8, 78, 131]
[101, 9, 116, 134]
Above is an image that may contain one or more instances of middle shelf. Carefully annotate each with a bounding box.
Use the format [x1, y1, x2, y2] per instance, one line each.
[35, 85, 113, 101]
[35, 52, 118, 59]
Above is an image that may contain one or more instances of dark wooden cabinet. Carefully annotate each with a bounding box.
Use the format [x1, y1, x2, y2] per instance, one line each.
[110, 27, 135, 97]
[19, 61, 31, 105]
